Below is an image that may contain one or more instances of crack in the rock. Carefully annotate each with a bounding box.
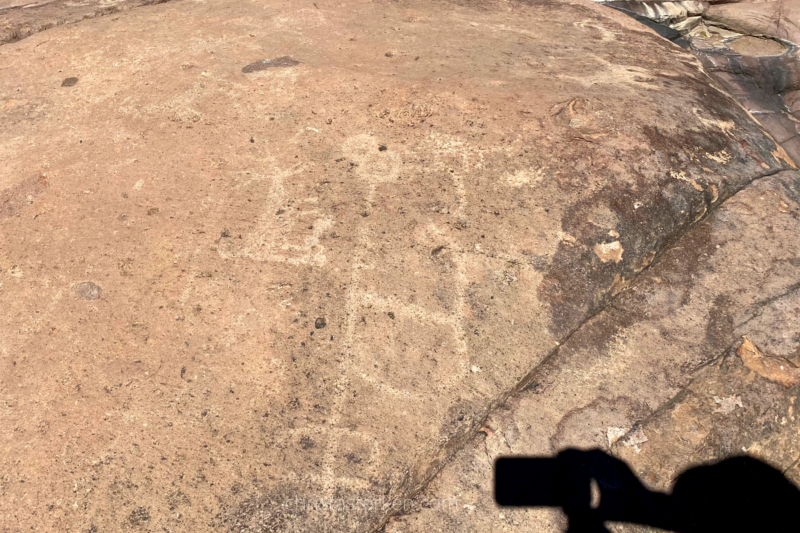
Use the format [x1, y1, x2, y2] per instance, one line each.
[735, 279, 800, 330]
[613, 382, 698, 451]
[783, 455, 800, 476]
[367, 165, 795, 533]
[686, 280, 800, 376]
[615, 273, 800, 470]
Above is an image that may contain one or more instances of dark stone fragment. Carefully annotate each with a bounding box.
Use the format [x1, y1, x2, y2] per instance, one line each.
[242, 56, 301, 73]
[73, 282, 102, 301]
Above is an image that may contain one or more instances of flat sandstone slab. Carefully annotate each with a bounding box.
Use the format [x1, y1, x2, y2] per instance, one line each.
[0, 0, 795, 531]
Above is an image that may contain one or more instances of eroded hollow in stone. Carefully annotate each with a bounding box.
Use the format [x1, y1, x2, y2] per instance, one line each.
[728, 36, 788, 57]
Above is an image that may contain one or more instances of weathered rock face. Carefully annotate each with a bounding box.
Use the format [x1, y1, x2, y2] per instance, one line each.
[604, 1, 708, 25]
[706, 0, 800, 45]
[604, 2, 800, 186]
[385, 169, 800, 533]
[684, 24, 800, 164]
[596, 0, 800, 46]
[0, 0, 171, 45]
[698, 38, 800, 94]
[0, 0, 795, 532]
[594, 0, 800, 162]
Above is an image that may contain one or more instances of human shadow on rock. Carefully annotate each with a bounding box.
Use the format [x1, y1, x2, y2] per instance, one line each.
[495, 448, 800, 533]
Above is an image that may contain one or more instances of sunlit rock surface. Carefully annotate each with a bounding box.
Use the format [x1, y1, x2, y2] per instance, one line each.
[0, 0, 796, 531]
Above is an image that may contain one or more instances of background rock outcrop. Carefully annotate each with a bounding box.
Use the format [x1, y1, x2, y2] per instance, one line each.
[706, 0, 800, 45]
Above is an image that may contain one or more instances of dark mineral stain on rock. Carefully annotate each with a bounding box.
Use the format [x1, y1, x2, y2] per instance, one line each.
[61, 77, 78, 87]
[0, 174, 48, 221]
[73, 282, 102, 301]
[127, 506, 150, 526]
[241, 56, 301, 73]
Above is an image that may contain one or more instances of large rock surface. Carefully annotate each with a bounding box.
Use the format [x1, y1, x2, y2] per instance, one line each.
[385, 169, 800, 533]
[0, 0, 795, 531]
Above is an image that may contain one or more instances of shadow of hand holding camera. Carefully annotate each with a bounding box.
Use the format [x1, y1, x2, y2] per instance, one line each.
[496, 449, 800, 533]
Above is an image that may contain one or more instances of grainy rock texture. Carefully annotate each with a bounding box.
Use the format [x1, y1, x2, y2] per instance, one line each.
[0, 0, 796, 532]
[385, 170, 800, 533]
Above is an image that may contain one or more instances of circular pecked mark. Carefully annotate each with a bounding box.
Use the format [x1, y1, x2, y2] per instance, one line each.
[314, 317, 327, 329]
